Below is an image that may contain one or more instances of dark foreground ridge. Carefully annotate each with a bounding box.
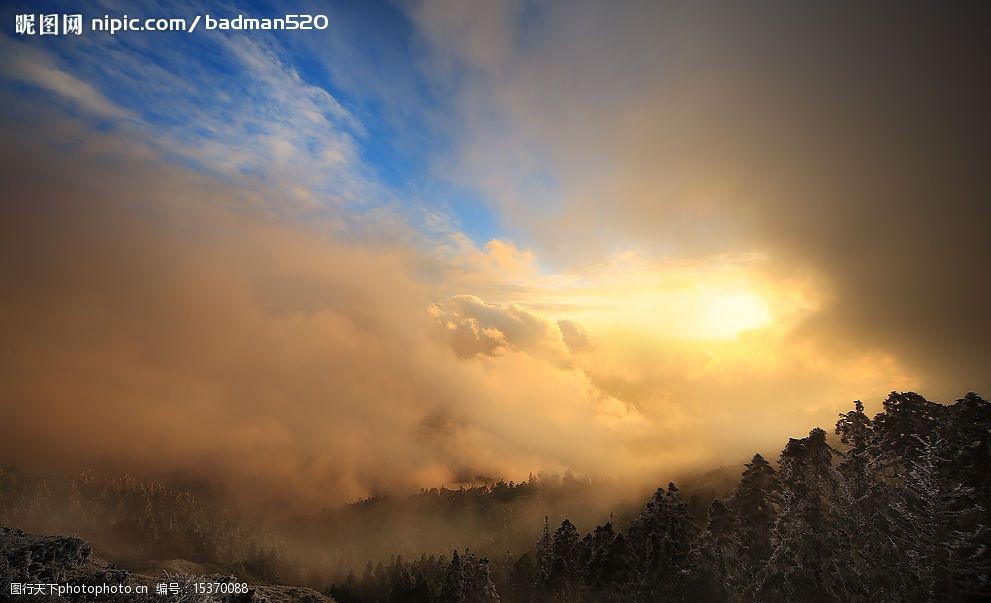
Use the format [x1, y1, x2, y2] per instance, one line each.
[0, 526, 335, 602]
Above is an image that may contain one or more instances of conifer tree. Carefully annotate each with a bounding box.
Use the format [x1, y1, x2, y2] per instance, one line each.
[727, 452, 780, 593]
[549, 519, 582, 601]
[872, 391, 946, 471]
[835, 400, 874, 500]
[690, 499, 744, 602]
[534, 516, 553, 599]
[943, 393, 991, 513]
[461, 550, 501, 603]
[884, 436, 988, 602]
[626, 483, 698, 602]
[757, 428, 851, 602]
[579, 522, 632, 603]
[439, 550, 465, 603]
[509, 551, 536, 603]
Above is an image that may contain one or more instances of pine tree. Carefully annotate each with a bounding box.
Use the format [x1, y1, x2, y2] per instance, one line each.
[626, 483, 699, 602]
[833, 399, 890, 601]
[509, 551, 536, 603]
[439, 550, 465, 603]
[438, 549, 500, 603]
[757, 428, 851, 602]
[534, 516, 553, 600]
[406, 572, 434, 603]
[884, 436, 988, 602]
[690, 499, 744, 602]
[942, 393, 991, 600]
[835, 400, 874, 500]
[727, 453, 780, 595]
[872, 391, 946, 472]
[491, 551, 515, 602]
[549, 519, 582, 601]
[580, 522, 632, 603]
[943, 393, 991, 515]
[466, 551, 502, 603]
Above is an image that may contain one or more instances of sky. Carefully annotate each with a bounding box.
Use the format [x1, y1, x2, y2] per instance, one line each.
[1, 0, 988, 514]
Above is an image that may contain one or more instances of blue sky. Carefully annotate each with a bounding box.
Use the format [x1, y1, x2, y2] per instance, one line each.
[1, 0, 504, 244]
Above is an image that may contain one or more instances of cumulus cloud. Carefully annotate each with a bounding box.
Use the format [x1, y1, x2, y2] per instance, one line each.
[431, 294, 571, 363]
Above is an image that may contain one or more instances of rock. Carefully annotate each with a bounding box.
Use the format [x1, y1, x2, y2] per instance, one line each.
[2, 526, 335, 602]
[0, 526, 92, 583]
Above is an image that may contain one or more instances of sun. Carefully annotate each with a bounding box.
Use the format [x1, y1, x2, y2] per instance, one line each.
[607, 284, 773, 342]
[693, 290, 773, 339]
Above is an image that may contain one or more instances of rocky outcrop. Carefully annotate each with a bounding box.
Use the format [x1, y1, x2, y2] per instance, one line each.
[1, 526, 335, 602]
[0, 527, 93, 584]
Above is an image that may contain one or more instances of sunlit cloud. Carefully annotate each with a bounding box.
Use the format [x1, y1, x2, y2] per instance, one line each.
[446, 241, 820, 344]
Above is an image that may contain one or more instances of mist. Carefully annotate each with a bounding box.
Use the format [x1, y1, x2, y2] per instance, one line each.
[0, 109, 918, 528]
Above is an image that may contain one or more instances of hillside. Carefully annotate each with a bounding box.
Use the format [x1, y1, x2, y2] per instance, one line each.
[3, 391, 989, 602]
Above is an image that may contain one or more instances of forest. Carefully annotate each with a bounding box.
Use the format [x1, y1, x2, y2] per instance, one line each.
[326, 392, 990, 602]
[2, 391, 989, 602]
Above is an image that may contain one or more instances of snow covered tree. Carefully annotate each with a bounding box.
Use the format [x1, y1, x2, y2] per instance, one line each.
[872, 391, 946, 472]
[883, 436, 988, 602]
[580, 522, 633, 603]
[548, 519, 583, 601]
[757, 428, 852, 602]
[727, 452, 780, 595]
[439, 549, 500, 603]
[835, 400, 874, 500]
[626, 483, 699, 602]
[690, 499, 744, 602]
[943, 393, 991, 514]
[534, 516, 553, 595]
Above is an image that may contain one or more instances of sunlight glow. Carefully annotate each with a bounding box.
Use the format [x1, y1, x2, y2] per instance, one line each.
[583, 285, 773, 341]
[462, 245, 795, 343]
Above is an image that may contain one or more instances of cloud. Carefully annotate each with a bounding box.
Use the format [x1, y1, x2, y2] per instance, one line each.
[1, 17, 366, 202]
[557, 320, 591, 354]
[0, 114, 915, 516]
[410, 0, 991, 399]
[431, 294, 572, 363]
[0, 119, 654, 513]
[0, 36, 130, 120]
